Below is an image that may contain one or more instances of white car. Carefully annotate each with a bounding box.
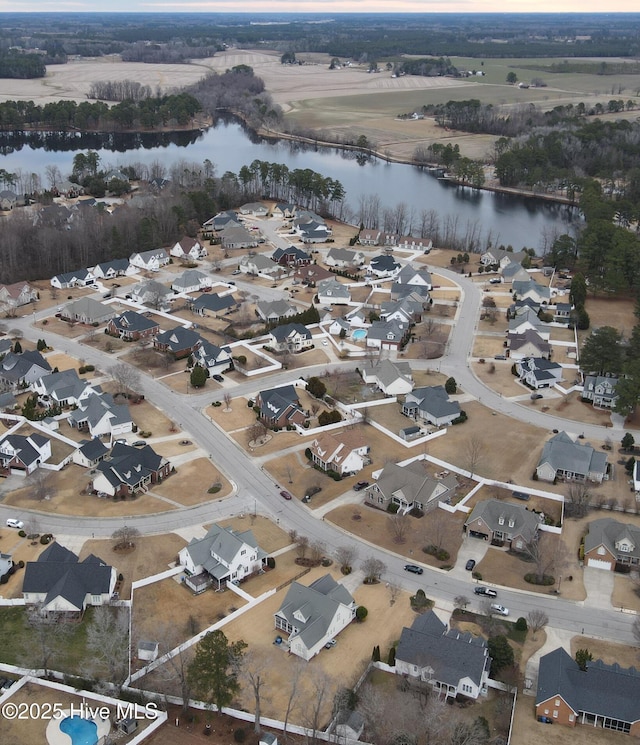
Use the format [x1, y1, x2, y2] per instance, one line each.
[490, 603, 509, 616]
[6, 518, 24, 529]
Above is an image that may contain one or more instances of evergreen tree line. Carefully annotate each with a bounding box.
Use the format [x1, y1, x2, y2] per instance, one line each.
[0, 51, 46, 79]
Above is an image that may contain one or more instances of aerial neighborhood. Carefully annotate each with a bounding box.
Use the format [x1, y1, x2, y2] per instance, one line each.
[0, 191, 639, 745]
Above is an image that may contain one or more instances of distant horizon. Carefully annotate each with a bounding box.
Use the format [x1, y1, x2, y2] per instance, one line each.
[2, 7, 640, 14]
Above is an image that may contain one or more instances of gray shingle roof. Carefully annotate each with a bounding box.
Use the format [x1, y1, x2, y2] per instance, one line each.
[538, 431, 607, 478]
[270, 323, 311, 342]
[404, 385, 460, 420]
[536, 647, 640, 724]
[465, 499, 541, 543]
[584, 518, 640, 561]
[110, 310, 159, 335]
[191, 293, 237, 313]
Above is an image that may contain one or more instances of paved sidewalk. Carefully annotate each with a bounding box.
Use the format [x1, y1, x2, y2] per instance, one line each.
[583, 566, 614, 609]
[523, 626, 573, 695]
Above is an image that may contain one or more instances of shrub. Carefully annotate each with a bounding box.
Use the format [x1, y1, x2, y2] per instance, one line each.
[451, 411, 468, 425]
[445, 377, 457, 394]
[387, 646, 396, 666]
[524, 573, 555, 585]
[515, 617, 528, 632]
[0, 574, 8, 584]
[18, 560, 24, 569]
[372, 645, 381, 662]
[387, 502, 400, 514]
[318, 409, 342, 426]
[18, 530, 26, 538]
[472, 571, 482, 580]
[355, 605, 368, 622]
[40, 533, 52, 545]
[266, 557, 276, 569]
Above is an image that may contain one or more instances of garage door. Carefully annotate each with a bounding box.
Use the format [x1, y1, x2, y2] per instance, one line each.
[587, 558, 612, 570]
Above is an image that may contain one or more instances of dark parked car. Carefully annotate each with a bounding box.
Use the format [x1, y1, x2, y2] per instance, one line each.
[474, 586, 497, 598]
[537, 716, 553, 724]
[280, 490, 292, 501]
[132, 440, 146, 447]
[512, 491, 531, 501]
[465, 559, 476, 571]
[530, 393, 543, 400]
[212, 374, 224, 382]
[353, 481, 369, 491]
[404, 564, 423, 575]
[494, 354, 507, 360]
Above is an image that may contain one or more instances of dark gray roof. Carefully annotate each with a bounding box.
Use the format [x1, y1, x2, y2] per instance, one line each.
[404, 385, 460, 420]
[396, 610, 489, 687]
[191, 293, 237, 313]
[536, 647, 640, 724]
[95, 443, 165, 490]
[22, 543, 113, 611]
[258, 385, 302, 420]
[270, 323, 311, 342]
[0, 350, 51, 382]
[465, 499, 541, 543]
[538, 431, 607, 478]
[78, 438, 109, 462]
[272, 246, 310, 262]
[155, 326, 201, 352]
[370, 255, 400, 272]
[110, 310, 159, 334]
[584, 518, 640, 561]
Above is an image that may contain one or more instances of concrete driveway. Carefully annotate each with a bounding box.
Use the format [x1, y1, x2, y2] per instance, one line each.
[453, 533, 490, 576]
[583, 566, 614, 609]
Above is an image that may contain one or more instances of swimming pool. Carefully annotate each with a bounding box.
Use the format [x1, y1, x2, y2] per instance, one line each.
[59, 716, 98, 745]
[351, 329, 367, 341]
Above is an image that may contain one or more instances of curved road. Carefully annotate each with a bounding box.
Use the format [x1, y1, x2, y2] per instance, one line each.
[2, 269, 638, 646]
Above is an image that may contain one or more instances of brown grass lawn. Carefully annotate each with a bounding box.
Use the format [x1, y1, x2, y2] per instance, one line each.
[80, 533, 187, 600]
[473, 362, 527, 396]
[569, 635, 640, 668]
[462, 484, 563, 525]
[411, 370, 449, 388]
[218, 515, 291, 554]
[584, 295, 636, 332]
[43, 351, 100, 380]
[327, 503, 467, 569]
[233, 428, 301, 457]
[368, 400, 420, 434]
[40, 316, 90, 337]
[286, 347, 331, 370]
[0, 528, 50, 598]
[206, 399, 256, 432]
[538, 391, 614, 428]
[472, 335, 509, 358]
[152, 458, 232, 507]
[429, 288, 461, 302]
[612, 573, 640, 612]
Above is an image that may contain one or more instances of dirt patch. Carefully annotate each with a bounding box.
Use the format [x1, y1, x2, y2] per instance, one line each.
[79, 533, 186, 600]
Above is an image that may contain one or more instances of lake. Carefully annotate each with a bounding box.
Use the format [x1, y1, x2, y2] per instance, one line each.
[0, 119, 578, 251]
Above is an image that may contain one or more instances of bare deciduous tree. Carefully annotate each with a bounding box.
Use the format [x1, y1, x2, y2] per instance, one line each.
[223, 392, 232, 411]
[282, 658, 306, 742]
[112, 525, 141, 549]
[464, 435, 486, 478]
[29, 469, 52, 501]
[527, 609, 549, 639]
[429, 509, 449, 552]
[295, 535, 309, 560]
[301, 670, 334, 745]
[87, 606, 130, 688]
[109, 362, 141, 394]
[454, 595, 470, 610]
[361, 556, 386, 584]
[523, 532, 555, 585]
[25, 605, 72, 677]
[390, 513, 409, 544]
[566, 482, 592, 518]
[334, 545, 358, 573]
[242, 649, 268, 734]
[387, 581, 401, 606]
[309, 540, 326, 563]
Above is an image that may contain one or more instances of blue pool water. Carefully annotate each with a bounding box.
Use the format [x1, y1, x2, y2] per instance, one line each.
[59, 716, 98, 745]
[352, 329, 367, 341]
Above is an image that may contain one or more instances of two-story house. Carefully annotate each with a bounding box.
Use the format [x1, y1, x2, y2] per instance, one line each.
[464, 499, 541, 550]
[272, 246, 311, 267]
[269, 323, 313, 353]
[0, 432, 52, 475]
[129, 248, 170, 272]
[583, 518, 640, 571]
[107, 310, 159, 341]
[256, 385, 307, 429]
[402, 386, 461, 427]
[153, 326, 202, 359]
[92, 442, 172, 498]
[171, 236, 207, 261]
[317, 278, 351, 305]
[582, 375, 619, 409]
[516, 357, 563, 389]
[309, 431, 369, 476]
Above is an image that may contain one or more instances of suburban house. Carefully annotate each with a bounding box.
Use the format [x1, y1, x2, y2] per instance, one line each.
[516, 357, 563, 389]
[501, 262, 530, 284]
[507, 298, 542, 320]
[0, 350, 51, 389]
[239, 254, 280, 277]
[92, 442, 172, 498]
[72, 438, 110, 468]
[170, 236, 206, 261]
[256, 299, 297, 322]
[0, 432, 52, 475]
[60, 297, 114, 325]
[326, 247, 366, 268]
[346, 308, 368, 327]
[22, 543, 116, 619]
[395, 264, 432, 289]
[269, 323, 313, 353]
[366, 320, 410, 350]
[328, 317, 351, 337]
[508, 307, 551, 340]
[154, 326, 202, 359]
[256, 384, 307, 429]
[221, 226, 258, 250]
[272, 202, 297, 219]
[203, 210, 241, 232]
[239, 202, 269, 217]
[369, 255, 401, 278]
[128, 248, 170, 271]
[130, 280, 172, 309]
[553, 302, 573, 323]
[512, 278, 552, 304]
[192, 340, 233, 376]
[107, 310, 159, 341]
[358, 228, 382, 246]
[317, 278, 351, 305]
[507, 330, 551, 360]
[536, 647, 640, 735]
[92, 258, 133, 279]
[583, 518, 640, 571]
[34, 369, 96, 408]
[361, 359, 414, 396]
[0, 282, 38, 309]
[179, 523, 268, 593]
[0, 392, 18, 412]
[274, 574, 356, 660]
[50, 268, 95, 289]
[272, 246, 311, 267]
[294, 264, 334, 285]
[582, 375, 619, 409]
[380, 296, 425, 323]
[366, 460, 457, 514]
[536, 431, 608, 483]
[395, 610, 491, 700]
[464, 499, 541, 549]
[294, 214, 332, 243]
[396, 235, 432, 252]
[402, 386, 461, 427]
[480, 247, 527, 268]
[67, 392, 133, 439]
[190, 293, 237, 317]
[0, 189, 19, 210]
[309, 431, 370, 475]
[171, 269, 212, 294]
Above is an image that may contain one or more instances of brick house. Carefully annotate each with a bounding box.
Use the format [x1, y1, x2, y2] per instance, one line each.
[583, 518, 640, 571]
[464, 499, 541, 550]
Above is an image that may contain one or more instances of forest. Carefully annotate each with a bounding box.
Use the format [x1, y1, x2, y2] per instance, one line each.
[0, 51, 46, 79]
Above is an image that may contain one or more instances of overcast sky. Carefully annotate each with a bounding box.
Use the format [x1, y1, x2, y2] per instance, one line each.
[3, 3, 640, 12]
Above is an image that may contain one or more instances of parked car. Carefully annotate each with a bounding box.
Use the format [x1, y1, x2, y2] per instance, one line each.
[530, 393, 543, 400]
[474, 586, 497, 598]
[132, 440, 146, 447]
[537, 716, 553, 724]
[494, 354, 507, 360]
[465, 559, 476, 571]
[490, 603, 510, 616]
[231, 269, 241, 275]
[404, 564, 424, 575]
[6, 518, 24, 529]
[353, 481, 369, 491]
[325, 639, 337, 649]
[280, 490, 292, 501]
[512, 491, 530, 501]
[212, 374, 224, 382]
[489, 278, 502, 284]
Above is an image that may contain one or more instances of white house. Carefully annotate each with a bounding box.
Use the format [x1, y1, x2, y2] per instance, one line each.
[67, 392, 133, 439]
[274, 574, 356, 660]
[516, 357, 563, 389]
[0, 432, 52, 475]
[128, 249, 170, 272]
[402, 386, 461, 427]
[366, 320, 409, 350]
[239, 254, 280, 278]
[369, 255, 401, 278]
[170, 236, 206, 261]
[309, 430, 369, 475]
[326, 247, 366, 268]
[192, 340, 233, 376]
[317, 278, 351, 305]
[582, 375, 619, 409]
[269, 323, 313, 353]
[179, 523, 267, 593]
[171, 269, 212, 294]
[480, 247, 527, 268]
[361, 359, 413, 396]
[50, 268, 95, 289]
